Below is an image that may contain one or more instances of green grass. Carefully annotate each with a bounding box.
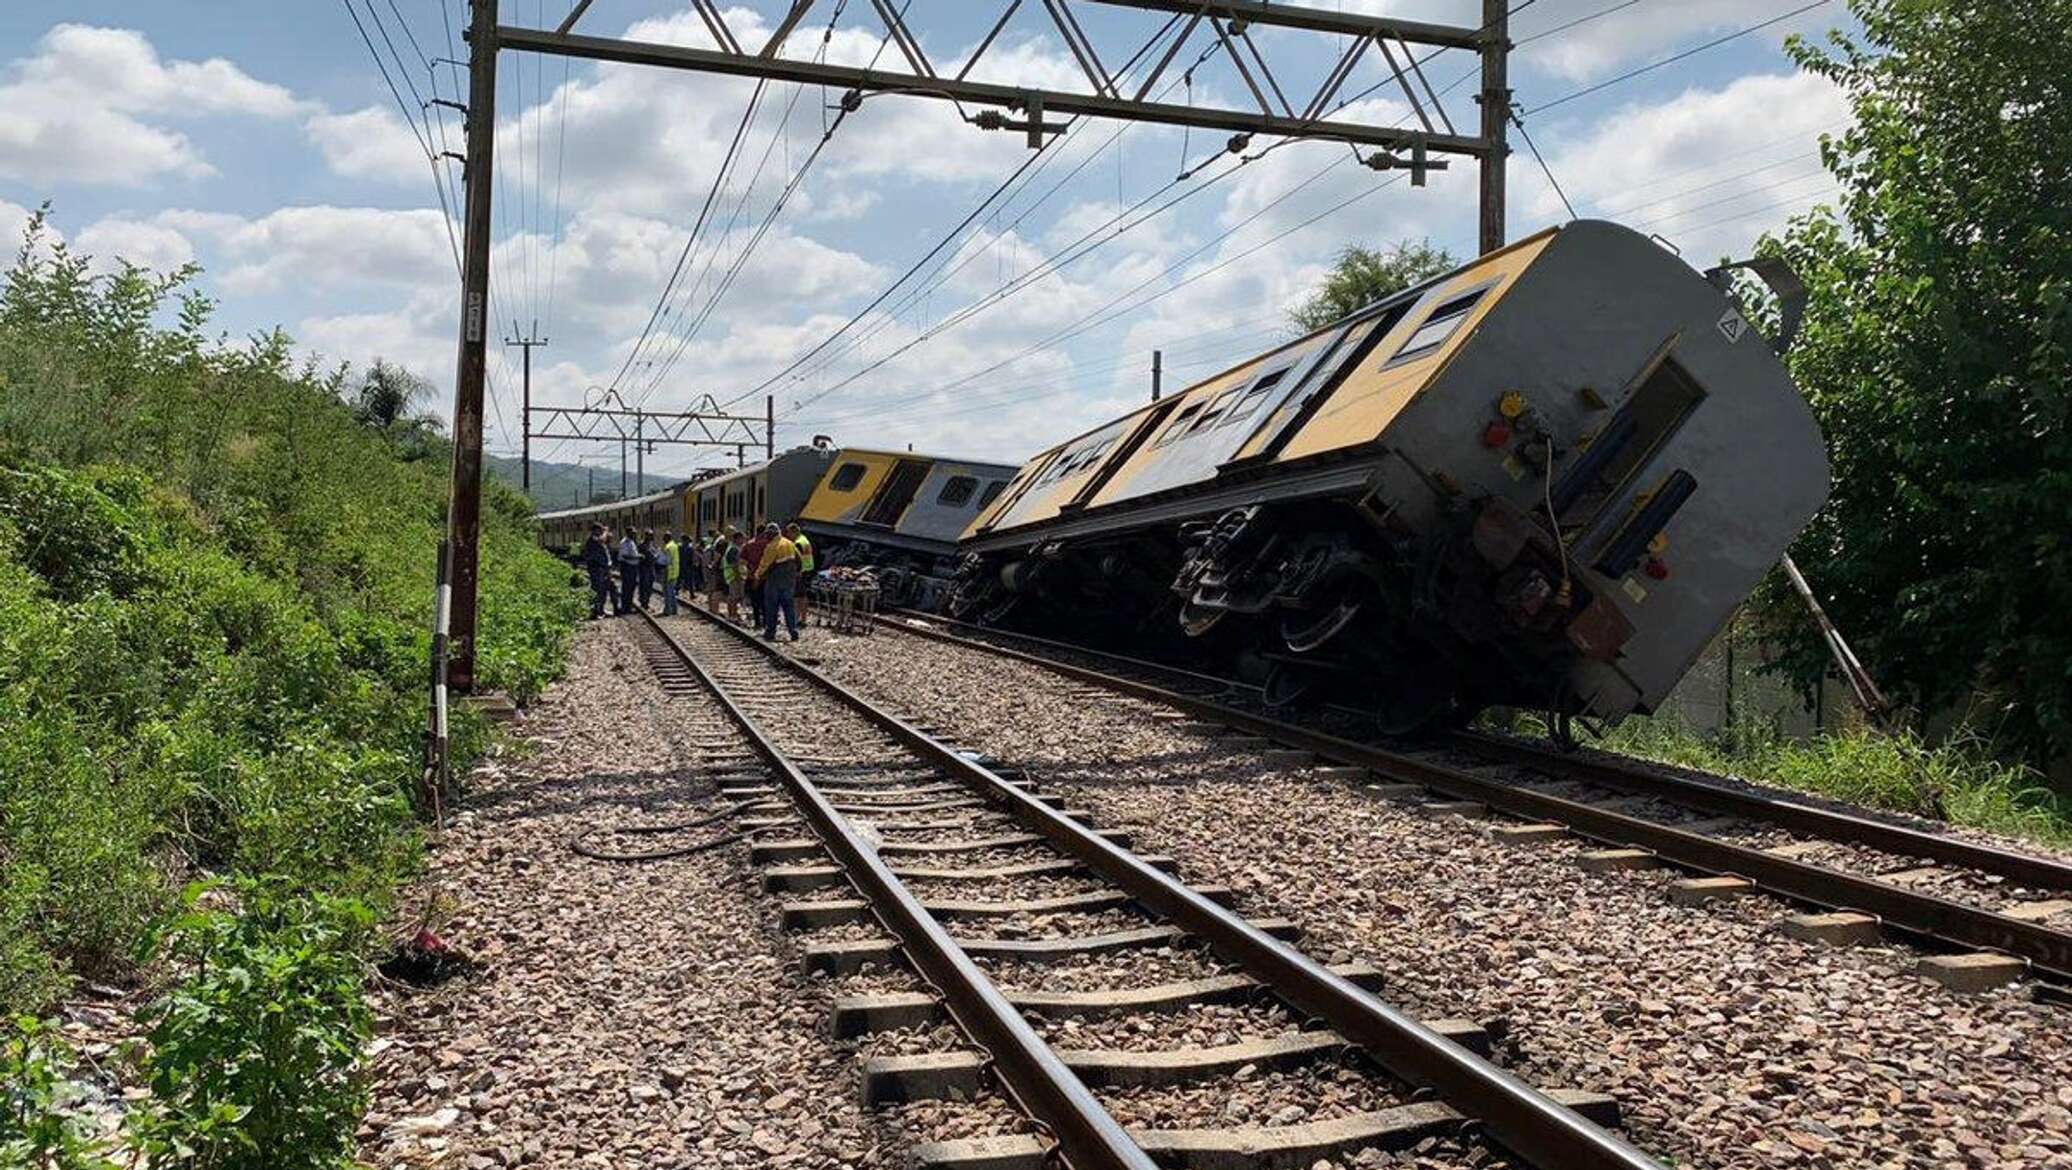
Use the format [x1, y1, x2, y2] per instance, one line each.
[1593, 717, 2072, 850]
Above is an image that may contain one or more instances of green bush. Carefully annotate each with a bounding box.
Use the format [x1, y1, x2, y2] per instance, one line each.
[0, 206, 581, 1020]
[128, 883, 373, 1170]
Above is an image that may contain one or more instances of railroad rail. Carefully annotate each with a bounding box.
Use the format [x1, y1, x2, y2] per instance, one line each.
[869, 609, 2072, 992]
[631, 606, 1661, 1170]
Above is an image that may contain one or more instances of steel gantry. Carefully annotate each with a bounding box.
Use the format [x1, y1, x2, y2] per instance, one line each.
[440, 0, 1511, 695]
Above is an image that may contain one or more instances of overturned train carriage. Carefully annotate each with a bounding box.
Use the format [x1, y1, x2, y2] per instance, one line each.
[798, 449, 1017, 606]
[952, 220, 1830, 731]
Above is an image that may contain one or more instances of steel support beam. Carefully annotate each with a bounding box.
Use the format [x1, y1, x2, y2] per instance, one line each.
[1082, 0, 1482, 48]
[495, 24, 1486, 155]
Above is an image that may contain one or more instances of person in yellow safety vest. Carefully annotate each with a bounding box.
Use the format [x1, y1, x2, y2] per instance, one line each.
[662, 533, 681, 616]
[784, 522, 814, 625]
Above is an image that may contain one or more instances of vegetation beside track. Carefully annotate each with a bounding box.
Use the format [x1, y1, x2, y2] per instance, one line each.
[1587, 718, 2072, 850]
[0, 210, 579, 1163]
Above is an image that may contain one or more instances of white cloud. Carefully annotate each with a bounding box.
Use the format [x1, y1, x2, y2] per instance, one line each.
[1518, 71, 1848, 258]
[0, 24, 314, 186]
[0, 200, 44, 252]
[75, 215, 196, 274]
[163, 205, 456, 295]
[305, 105, 431, 183]
[1516, 1, 1836, 83]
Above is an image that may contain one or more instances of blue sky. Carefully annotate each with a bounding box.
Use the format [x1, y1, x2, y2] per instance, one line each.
[0, 2, 1858, 474]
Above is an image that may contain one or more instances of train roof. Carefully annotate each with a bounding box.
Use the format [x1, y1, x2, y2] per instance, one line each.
[536, 484, 684, 521]
[830, 446, 1020, 473]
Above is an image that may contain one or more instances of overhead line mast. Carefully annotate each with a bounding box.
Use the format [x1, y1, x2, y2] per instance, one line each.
[439, 0, 1512, 691]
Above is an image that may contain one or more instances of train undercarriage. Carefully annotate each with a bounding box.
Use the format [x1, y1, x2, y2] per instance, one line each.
[950, 495, 1629, 737]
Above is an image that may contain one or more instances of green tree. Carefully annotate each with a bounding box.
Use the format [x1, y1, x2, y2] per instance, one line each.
[1755, 0, 2072, 764]
[1288, 239, 1456, 332]
[347, 360, 443, 460]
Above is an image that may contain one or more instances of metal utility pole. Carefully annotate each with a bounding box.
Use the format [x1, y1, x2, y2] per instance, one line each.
[441, 0, 497, 693]
[1151, 350, 1163, 401]
[1477, 0, 1511, 255]
[765, 395, 775, 459]
[505, 328, 549, 492]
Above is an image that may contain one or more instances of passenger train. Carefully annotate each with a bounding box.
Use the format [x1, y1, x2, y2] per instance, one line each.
[948, 221, 1830, 734]
[537, 443, 1017, 605]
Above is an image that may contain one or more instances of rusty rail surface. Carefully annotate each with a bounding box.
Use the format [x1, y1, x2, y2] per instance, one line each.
[637, 611, 1156, 1170]
[664, 607, 1664, 1170]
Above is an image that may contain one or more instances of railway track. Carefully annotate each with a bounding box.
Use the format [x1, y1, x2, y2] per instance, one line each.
[628, 606, 1659, 1170]
[869, 609, 2072, 998]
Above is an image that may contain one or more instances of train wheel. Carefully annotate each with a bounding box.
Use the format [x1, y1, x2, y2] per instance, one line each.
[1178, 600, 1226, 637]
[1372, 663, 1454, 736]
[978, 592, 1020, 626]
[1281, 577, 1365, 654]
[1261, 660, 1320, 709]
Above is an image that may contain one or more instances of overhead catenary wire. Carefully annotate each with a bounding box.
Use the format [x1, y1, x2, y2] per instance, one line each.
[769, 0, 1563, 432]
[719, 10, 1206, 412]
[791, 0, 1822, 441]
[1526, 0, 1834, 115]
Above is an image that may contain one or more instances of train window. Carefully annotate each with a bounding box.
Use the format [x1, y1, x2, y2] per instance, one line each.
[936, 476, 978, 507]
[1153, 402, 1205, 447]
[1189, 387, 1245, 433]
[829, 463, 866, 491]
[1556, 355, 1707, 534]
[1385, 287, 1488, 367]
[1221, 367, 1288, 425]
[977, 480, 1007, 510]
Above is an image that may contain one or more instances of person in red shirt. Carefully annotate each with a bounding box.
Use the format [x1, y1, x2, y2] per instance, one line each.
[740, 525, 772, 633]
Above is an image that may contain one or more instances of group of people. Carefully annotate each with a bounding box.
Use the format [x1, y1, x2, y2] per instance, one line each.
[579, 520, 816, 642]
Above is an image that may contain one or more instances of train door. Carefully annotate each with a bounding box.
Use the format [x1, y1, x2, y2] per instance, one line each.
[860, 459, 929, 526]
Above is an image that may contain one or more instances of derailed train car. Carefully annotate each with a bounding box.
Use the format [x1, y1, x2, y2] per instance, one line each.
[536, 445, 1015, 606]
[951, 221, 1830, 732]
[795, 448, 1016, 605]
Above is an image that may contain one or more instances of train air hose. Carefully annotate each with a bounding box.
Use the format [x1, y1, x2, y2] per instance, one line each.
[568, 797, 788, 863]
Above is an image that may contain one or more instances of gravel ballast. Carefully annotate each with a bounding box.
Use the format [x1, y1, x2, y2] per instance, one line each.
[800, 624, 2072, 1170]
[363, 621, 912, 1168]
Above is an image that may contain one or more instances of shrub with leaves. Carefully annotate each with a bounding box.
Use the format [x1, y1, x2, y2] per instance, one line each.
[0, 1017, 122, 1170]
[0, 209, 581, 1017]
[128, 883, 374, 1170]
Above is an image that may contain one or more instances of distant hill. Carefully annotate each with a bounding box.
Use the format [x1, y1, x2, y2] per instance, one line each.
[486, 454, 680, 512]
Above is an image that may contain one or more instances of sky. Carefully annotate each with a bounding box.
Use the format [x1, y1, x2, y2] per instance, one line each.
[0, 1, 1860, 478]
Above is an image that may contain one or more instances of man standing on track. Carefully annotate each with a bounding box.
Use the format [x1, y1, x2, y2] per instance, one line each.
[741, 523, 772, 633]
[615, 528, 641, 616]
[636, 529, 658, 612]
[723, 529, 748, 625]
[661, 532, 681, 616]
[581, 523, 613, 619]
[753, 521, 801, 643]
[705, 533, 726, 615]
[784, 522, 814, 627]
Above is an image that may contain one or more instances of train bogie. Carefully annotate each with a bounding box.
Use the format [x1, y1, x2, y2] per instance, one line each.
[954, 221, 1829, 731]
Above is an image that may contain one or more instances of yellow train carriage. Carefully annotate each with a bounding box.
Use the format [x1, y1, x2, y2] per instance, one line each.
[954, 221, 1829, 733]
